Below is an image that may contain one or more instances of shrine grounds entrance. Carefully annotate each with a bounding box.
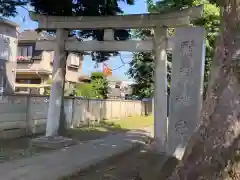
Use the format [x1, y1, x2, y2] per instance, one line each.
[29, 5, 206, 159]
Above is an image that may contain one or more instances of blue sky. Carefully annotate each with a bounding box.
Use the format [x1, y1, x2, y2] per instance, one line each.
[8, 0, 154, 81]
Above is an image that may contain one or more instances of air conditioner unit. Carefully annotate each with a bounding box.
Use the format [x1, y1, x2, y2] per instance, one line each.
[0, 87, 4, 93]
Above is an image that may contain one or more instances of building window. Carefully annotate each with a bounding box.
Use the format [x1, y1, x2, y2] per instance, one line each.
[65, 81, 69, 89]
[18, 46, 33, 58]
[16, 79, 41, 84]
[0, 35, 10, 60]
[70, 55, 80, 67]
[70, 82, 76, 89]
[0, 75, 7, 94]
[50, 51, 54, 63]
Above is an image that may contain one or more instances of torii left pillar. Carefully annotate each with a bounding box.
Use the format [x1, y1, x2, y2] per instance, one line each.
[152, 27, 168, 153]
[32, 29, 76, 148]
[46, 29, 67, 137]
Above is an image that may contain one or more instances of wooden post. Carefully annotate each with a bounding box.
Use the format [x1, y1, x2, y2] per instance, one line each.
[153, 27, 168, 152]
[46, 29, 68, 137]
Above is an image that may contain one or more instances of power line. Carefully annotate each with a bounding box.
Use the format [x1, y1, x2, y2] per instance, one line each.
[110, 54, 131, 71]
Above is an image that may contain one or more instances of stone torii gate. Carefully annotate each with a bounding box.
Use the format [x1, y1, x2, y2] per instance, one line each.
[29, 5, 205, 158]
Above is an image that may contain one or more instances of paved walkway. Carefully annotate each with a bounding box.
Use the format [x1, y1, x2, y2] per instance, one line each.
[0, 127, 153, 180]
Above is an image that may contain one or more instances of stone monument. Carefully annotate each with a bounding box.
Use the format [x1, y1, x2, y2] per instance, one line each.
[168, 27, 206, 159]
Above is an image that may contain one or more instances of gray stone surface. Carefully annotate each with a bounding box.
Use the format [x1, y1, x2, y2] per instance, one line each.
[31, 136, 77, 149]
[169, 27, 205, 159]
[0, 129, 151, 180]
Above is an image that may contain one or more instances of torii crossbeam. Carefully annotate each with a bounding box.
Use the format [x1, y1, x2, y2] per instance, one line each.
[29, 5, 203, 29]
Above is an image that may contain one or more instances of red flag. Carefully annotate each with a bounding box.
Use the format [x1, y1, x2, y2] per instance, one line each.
[103, 63, 112, 76]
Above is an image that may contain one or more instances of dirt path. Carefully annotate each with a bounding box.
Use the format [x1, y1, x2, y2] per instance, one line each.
[62, 145, 179, 180]
[0, 135, 54, 163]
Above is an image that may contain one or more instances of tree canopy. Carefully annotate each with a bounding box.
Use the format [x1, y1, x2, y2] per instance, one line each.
[0, 0, 27, 17]
[76, 72, 108, 99]
[90, 72, 109, 99]
[76, 83, 94, 98]
[29, 0, 135, 62]
[127, 0, 220, 99]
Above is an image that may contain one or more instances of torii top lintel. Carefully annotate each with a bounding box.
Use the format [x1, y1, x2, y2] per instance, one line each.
[29, 5, 203, 30]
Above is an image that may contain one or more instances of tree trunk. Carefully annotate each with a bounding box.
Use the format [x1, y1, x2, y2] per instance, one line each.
[168, 1, 240, 179]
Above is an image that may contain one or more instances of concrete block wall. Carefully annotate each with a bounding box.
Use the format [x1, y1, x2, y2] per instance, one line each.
[0, 95, 152, 139]
[0, 96, 27, 138]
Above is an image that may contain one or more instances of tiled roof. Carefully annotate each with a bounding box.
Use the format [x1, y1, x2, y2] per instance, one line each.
[0, 18, 19, 28]
[107, 75, 121, 82]
[18, 30, 55, 41]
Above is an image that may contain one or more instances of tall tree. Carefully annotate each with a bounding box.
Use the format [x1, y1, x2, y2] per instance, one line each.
[76, 83, 94, 98]
[0, 0, 27, 17]
[90, 72, 109, 99]
[154, 0, 220, 97]
[166, 0, 240, 179]
[128, 52, 154, 99]
[127, 0, 219, 99]
[30, 0, 134, 62]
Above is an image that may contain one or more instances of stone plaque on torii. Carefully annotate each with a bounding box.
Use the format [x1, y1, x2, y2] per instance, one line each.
[29, 5, 205, 159]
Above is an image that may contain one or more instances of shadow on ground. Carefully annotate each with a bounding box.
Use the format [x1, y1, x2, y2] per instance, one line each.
[0, 121, 152, 164]
[0, 133, 52, 163]
[61, 144, 179, 180]
[0, 121, 129, 163]
[64, 121, 129, 141]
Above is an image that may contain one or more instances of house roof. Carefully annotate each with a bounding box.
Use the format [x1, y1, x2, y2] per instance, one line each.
[78, 75, 91, 82]
[107, 75, 121, 82]
[18, 30, 55, 42]
[18, 30, 90, 54]
[0, 18, 19, 28]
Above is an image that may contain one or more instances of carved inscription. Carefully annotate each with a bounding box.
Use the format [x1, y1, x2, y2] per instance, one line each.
[180, 40, 195, 56]
[180, 40, 195, 69]
[179, 68, 192, 79]
[169, 27, 205, 156]
[174, 40, 196, 107]
[174, 119, 188, 137]
[175, 95, 192, 106]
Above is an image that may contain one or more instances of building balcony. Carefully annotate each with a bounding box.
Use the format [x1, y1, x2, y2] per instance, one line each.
[15, 68, 52, 75]
[14, 83, 50, 95]
[16, 56, 33, 63]
[78, 75, 90, 83]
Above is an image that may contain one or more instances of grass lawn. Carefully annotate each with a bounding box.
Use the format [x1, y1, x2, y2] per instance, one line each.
[104, 115, 153, 130]
[65, 115, 153, 142]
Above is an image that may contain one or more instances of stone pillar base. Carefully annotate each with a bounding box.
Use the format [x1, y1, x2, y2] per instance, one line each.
[172, 147, 186, 160]
[148, 138, 167, 155]
[31, 136, 77, 149]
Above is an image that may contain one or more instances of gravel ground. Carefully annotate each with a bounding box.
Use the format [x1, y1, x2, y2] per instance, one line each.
[62, 145, 179, 180]
[0, 135, 54, 163]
